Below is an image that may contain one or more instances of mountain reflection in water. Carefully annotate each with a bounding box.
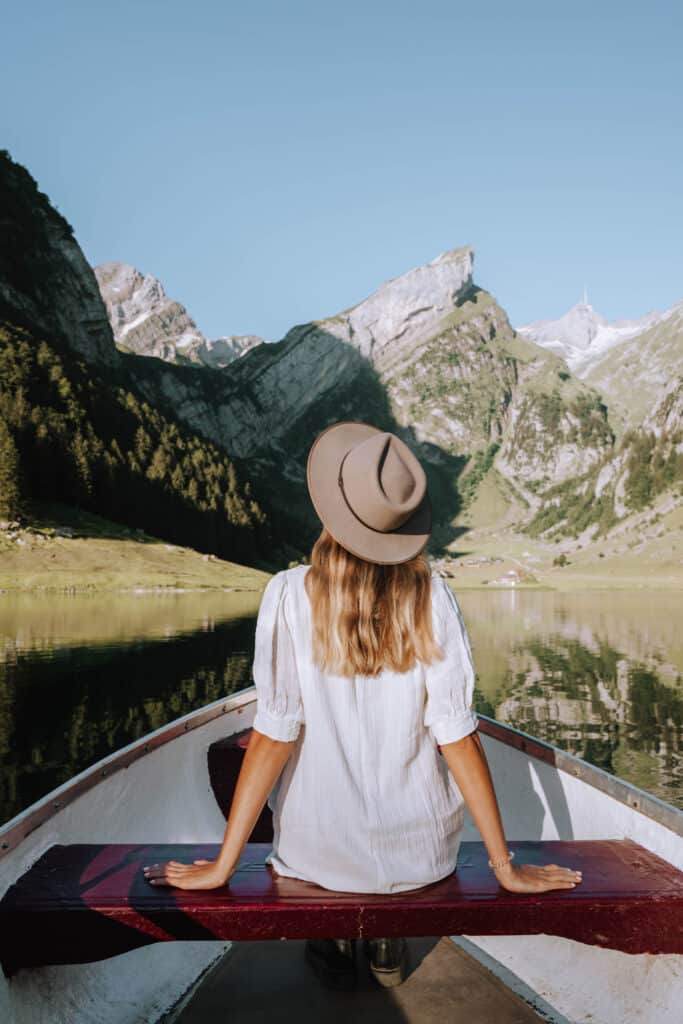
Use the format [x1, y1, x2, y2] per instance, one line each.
[1, 587, 682, 824]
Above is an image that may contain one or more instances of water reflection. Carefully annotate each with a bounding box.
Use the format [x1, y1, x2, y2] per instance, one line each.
[1, 588, 682, 824]
[0, 591, 261, 823]
[464, 588, 683, 809]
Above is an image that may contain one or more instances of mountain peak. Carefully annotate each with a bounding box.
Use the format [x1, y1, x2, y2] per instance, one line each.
[309, 245, 475, 365]
[516, 299, 608, 355]
[94, 262, 266, 368]
[514, 294, 682, 378]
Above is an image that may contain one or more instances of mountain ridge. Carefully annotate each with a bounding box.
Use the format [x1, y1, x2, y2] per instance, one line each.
[95, 262, 266, 369]
[1, 148, 681, 567]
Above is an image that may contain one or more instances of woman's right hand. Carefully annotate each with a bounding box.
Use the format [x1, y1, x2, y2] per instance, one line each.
[494, 861, 583, 893]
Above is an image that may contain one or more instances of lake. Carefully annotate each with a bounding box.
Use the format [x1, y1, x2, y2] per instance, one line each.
[1, 587, 682, 825]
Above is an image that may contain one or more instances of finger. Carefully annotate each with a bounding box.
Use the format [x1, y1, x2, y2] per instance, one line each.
[545, 863, 582, 876]
[146, 865, 183, 881]
[545, 873, 582, 886]
[531, 881, 574, 893]
[540, 865, 582, 878]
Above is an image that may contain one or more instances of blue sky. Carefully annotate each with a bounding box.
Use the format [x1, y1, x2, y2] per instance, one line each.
[2, 1, 681, 341]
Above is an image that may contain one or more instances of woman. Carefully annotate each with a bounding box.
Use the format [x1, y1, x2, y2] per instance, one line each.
[143, 421, 582, 989]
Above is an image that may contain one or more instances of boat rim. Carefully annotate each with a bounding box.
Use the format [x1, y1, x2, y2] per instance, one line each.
[2, 685, 682, 859]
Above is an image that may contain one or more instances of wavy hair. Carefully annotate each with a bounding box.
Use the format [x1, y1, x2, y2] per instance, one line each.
[303, 526, 445, 677]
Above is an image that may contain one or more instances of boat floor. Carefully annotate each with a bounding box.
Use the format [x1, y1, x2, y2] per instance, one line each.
[175, 935, 545, 1023]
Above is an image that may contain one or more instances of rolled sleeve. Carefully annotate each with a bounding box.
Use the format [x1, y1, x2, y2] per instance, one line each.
[424, 579, 478, 745]
[251, 571, 305, 742]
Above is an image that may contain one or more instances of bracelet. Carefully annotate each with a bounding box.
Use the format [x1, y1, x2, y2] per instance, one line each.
[488, 849, 515, 870]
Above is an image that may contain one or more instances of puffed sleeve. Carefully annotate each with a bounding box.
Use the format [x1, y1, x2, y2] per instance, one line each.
[251, 571, 305, 742]
[423, 578, 479, 744]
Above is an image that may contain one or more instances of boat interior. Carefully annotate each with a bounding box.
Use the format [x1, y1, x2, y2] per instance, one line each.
[2, 698, 683, 1023]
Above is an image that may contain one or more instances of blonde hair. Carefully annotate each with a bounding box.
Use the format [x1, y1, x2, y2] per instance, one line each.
[303, 526, 444, 677]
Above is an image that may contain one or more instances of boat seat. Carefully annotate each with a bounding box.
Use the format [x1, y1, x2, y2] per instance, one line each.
[1, 836, 682, 973]
[3, 728, 682, 972]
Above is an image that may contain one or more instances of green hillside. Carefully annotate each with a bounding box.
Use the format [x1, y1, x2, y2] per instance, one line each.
[0, 321, 277, 570]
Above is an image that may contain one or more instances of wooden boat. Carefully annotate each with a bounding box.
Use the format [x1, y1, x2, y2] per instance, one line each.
[1, 684, 682, 1024]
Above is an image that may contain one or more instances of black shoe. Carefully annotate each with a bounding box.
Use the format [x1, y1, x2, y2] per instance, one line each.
[304, 938, 357, 990]
[363, 937, 408, 987]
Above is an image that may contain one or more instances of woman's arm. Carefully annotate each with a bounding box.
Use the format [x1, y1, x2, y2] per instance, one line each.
[440, 731, 583, 893]
[144, 728, 296, 890]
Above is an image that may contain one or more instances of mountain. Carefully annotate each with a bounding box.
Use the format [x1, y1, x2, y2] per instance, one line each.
[0, 152, 118, 369]
[516, 300, 663, 372]
[94, 262, 265, 369]
[109, 251, 683, 550]
[580, 301, 683, 438]
[2, 146, 680, 565]
[516, 299, 683, 439]
[0, 150, 277, 567]
[111, 246, 622, 550]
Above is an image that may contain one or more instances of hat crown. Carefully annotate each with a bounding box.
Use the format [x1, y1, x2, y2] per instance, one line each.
[339, 432, 427, 533]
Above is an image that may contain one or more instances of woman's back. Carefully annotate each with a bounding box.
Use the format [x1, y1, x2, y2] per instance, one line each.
[252, 565, 479, 894]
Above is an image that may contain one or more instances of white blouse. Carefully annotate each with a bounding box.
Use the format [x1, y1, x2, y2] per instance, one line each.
[251, 565, 479, 894]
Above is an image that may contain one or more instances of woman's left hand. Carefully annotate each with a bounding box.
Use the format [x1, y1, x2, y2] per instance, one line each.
[143, 858, 234, 890]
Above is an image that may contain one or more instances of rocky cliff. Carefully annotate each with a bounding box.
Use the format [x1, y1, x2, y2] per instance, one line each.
[597, 374, 683, 520]
[0, 150, 119, 368]
[95, 262, 265, 368]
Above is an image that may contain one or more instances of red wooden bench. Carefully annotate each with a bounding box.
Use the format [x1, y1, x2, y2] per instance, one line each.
[2, 728, 682, 973]
[1, 837, 682, 973]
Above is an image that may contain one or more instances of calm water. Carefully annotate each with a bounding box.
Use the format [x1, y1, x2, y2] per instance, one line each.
[1, 588, 682, 825]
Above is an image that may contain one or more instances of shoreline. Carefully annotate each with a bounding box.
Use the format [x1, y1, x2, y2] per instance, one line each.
[2, 570, 683, 595]
[2, 496, 682, 596]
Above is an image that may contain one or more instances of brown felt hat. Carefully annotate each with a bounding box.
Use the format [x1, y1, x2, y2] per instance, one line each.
[306, 421, 432, 565]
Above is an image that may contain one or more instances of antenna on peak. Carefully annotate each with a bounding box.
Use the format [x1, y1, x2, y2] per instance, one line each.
[583, 284, 589, 306]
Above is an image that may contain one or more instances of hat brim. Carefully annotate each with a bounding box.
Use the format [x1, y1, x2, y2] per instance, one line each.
[306, 421, 432, 565]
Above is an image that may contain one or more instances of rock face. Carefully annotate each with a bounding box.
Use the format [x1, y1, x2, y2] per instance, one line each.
[643, 373, 683, 441]
[0, 150, 118, 367]
[314, 247, 475, 369]
[592, 374, 683, 519]
[196, 334, 264, 369]
[94, 262, 265, 368]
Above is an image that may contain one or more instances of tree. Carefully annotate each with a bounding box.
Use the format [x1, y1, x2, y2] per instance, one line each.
[146, 446, 168, 483]
[0, 415, 23, 519]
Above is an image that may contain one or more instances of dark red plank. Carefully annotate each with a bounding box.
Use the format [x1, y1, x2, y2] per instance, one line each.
[1, 838, 681, 972]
